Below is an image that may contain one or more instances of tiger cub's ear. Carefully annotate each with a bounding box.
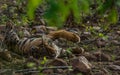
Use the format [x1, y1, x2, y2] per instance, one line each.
[6, 21, 14, 31]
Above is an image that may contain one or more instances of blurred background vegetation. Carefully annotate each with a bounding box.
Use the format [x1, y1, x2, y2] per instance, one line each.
[27, 0, 120, 27]
[0, 0, 120, 28]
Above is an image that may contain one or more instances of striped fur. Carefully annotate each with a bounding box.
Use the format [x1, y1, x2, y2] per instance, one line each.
[4, 22, 57, 58]
[4, 21, 20, 51]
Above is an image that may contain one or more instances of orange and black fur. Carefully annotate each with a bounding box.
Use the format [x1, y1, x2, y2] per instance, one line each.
[48, 30, 80, 43]
[4, 21, 57, 58]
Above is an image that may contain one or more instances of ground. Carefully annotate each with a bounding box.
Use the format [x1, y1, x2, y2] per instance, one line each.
[0, 0, 120, 75]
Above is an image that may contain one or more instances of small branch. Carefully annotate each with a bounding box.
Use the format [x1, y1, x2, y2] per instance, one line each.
[15, 66, 72, 73]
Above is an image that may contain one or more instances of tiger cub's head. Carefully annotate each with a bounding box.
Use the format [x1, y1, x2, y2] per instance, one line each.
[4, 21, 20, 48]
[5, 21, 14, 32]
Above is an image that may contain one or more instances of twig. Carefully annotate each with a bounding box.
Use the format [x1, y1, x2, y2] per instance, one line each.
[15, 66, 72, 73]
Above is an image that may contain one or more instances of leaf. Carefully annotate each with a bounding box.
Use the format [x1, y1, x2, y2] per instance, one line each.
[66, 48, 72, 54]
[27, 0, 42, 19]
[78, 0, 90, 13]
[97, 0, 114, 14]
[44, 0, 69, 28]
[41, 56, 48, 64]
[27, 62, 36, 68]
[107, 8, 118, 24]
[69, 0, 80, 23]
[98, 33, 104, 37]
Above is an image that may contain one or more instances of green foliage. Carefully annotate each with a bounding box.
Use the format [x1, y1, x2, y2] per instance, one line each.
[27, 62, 36, 68]
[97, 0, 119, 24]
[66, 47, 72, 54]
[98, 33, 104, 37]
[26, 0, 120, 27]
[98, 33, 108, 40]
[27, 0, 90, 27]
[1, 4, 8, 9]
[40, 56, 48, 65]
[44, 0, 69, 27]
[107, 8, 119, 24]
[27, 0, 43, 19]
[111, 54, 116, 61]
[74, 0, 90, 23]
[78, 0, 90, 13]
[97, 0, 114, 14]
[1, 15, 8, 24]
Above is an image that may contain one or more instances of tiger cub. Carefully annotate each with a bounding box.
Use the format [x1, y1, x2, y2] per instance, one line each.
[4, 21, 57, 58]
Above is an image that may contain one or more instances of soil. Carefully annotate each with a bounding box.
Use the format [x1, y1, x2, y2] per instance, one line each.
[0, 0, 120, 75]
